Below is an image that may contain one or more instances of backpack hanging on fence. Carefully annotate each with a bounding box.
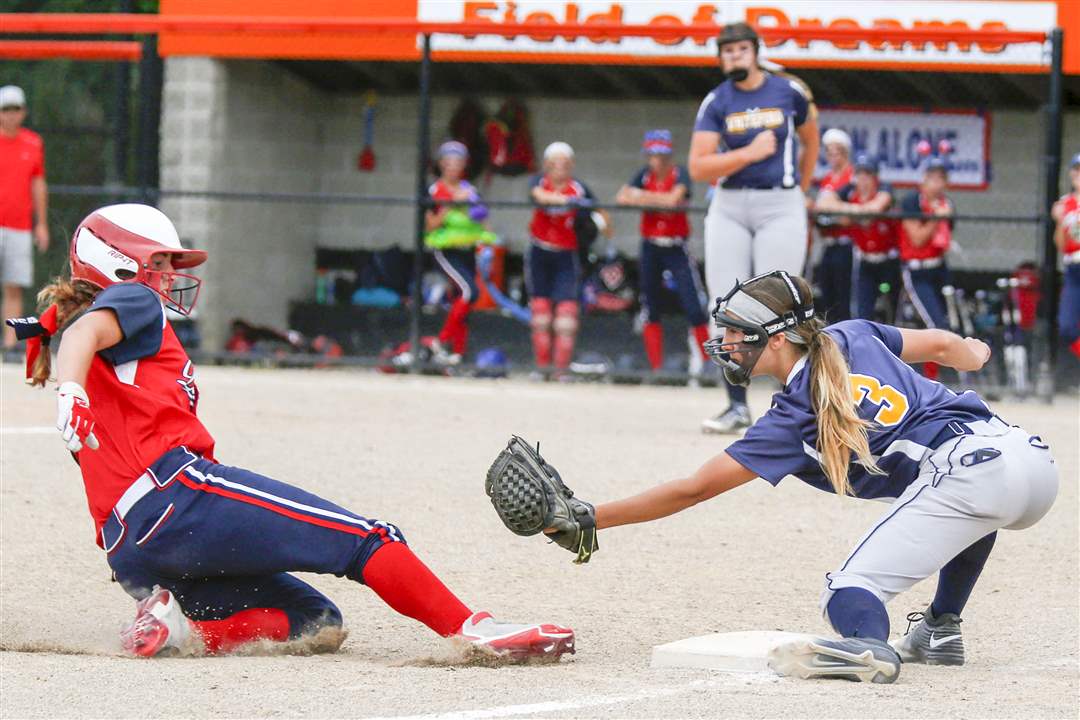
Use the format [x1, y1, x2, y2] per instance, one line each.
[446, 97, 488, 180]
[484, 98, 536, 177]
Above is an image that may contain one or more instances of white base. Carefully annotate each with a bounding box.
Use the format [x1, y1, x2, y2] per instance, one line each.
[650, 631, 818, 673]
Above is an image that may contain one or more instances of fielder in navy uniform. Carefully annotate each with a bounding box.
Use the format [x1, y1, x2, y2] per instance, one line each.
[616, 129, 709, 373]
[555, 271, 1058, 683]
[689, 22, 819, 434]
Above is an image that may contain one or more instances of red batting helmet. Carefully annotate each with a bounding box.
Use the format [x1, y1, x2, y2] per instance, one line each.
[70, 204, 207, 315]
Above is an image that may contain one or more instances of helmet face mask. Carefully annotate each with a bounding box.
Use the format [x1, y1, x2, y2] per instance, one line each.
[703, 271, 815, 386]
[70, 204, 206, 316]
[717, 22, 761, 81]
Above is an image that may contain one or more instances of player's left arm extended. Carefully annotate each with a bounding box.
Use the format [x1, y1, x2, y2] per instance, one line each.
[796, 113, 820, 194]
[594, 452, 756, 530]
[897, 327, 990, 373]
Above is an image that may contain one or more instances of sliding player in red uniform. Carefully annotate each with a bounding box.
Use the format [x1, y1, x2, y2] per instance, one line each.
[10, 203, 574, 659]
[616, 129, 708, 373]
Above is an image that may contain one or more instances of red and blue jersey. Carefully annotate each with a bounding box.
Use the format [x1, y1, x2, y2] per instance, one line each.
[899, 191, 954, 261]
[81, 283, 215, 541]
[726, 320, 994, 500]
[528, 174, 593, 251]
[693, 72, 812, 190]
[629, 164, 691, 239]
[428, 178, 480, 210]
[838, 181, 898, 255]
[1057, 193, 1080, 255]
[817, 165, 854, 239]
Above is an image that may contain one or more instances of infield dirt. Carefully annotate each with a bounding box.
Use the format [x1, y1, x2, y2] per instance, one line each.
[2, 365, 1076, 718]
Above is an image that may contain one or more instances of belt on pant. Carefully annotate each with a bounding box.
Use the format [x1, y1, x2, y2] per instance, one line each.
[101, 447, 201, 553]
[111, 447, 201, 522]
[644, 236, 686, 247]
[1064, 250, 1080, 264]
[905, 257, 944, 270]
[821, 236, 852, 247]
[720, 183, 794, 191]
[857, 250, 893, 263]
[929, 415, 1011, 451]
[531, 238, 574, 253]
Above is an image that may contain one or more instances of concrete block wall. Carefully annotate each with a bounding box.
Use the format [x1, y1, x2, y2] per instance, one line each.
[162, 59, 326, 349]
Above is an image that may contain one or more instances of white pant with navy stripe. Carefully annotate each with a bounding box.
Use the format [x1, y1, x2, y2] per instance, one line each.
[820, 423, 1058, 615]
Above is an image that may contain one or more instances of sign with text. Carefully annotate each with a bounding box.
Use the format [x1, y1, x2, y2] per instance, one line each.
[815, 108, 990, 189]
[418, 1, 1055, 71]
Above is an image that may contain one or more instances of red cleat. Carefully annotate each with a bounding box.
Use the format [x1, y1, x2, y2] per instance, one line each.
[457, 611, 575, 660]
[120, 586, 192, 657]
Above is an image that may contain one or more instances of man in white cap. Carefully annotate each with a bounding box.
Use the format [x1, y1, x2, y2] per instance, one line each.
[1, 84, 49, 350]
[812, 127, 854, 322]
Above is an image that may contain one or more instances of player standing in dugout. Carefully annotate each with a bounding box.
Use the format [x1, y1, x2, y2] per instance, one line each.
[615, 129, 710, 375]
[689, 23, 819, 434]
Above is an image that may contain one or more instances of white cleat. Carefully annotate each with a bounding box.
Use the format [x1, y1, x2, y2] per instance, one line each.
[769, 637, 901, 684]
[457, 611, 575, 660]
[120, 586, 193, 657]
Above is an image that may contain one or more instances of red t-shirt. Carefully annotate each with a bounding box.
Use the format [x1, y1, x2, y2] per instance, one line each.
[817, 165, 854, 239]
[837, 181, 898, 255]
[1058, 193, 1080, 255]
[0, 128, 44, 230]
[628, 164, 691, 239]
[899, 191, 953, 261]
[528, 174, 592, 251]
[79, 283, 215, 544]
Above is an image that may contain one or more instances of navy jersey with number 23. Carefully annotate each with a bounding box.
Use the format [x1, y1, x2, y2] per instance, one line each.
[726, 320, 995, 500]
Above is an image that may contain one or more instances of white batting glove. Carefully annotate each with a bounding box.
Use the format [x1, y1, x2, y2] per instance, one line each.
[56, 381, 100, 453]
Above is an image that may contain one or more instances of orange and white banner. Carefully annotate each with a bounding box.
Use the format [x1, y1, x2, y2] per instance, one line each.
[418, 1, 1055, 71]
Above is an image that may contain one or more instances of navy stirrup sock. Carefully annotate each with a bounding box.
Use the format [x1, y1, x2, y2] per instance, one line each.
[827, 587, 890, 642]
[932, 532, 997, 617]
[727, 382, 748, 406]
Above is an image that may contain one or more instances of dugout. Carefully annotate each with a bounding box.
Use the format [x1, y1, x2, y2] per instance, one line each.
[3, 2, 1080, 380]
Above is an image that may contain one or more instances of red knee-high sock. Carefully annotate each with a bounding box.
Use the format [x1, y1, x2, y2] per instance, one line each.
[923, 361, 940, 381]
[643, 322, 664, 370]
[554, 334, 576, 369]
[532, 330, 552, 367]
[692, 324, 710, 358]
[439, 299, 471, 355]
[362, 542, 472, 637]
[192, 608, 290, 655]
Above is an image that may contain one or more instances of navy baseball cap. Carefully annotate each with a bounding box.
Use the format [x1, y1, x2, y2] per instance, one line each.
[853, 153, 878, 174]
[1070, 152, 1080, 168]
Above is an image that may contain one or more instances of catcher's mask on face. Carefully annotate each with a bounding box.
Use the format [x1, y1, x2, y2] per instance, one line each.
[703, 270, 815, 386]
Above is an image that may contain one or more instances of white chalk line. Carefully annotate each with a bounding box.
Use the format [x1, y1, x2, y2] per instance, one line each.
[1, 426, 54, 435]
[359, 677, 741, 720]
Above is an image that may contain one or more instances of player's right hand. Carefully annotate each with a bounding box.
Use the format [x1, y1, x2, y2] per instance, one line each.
[958, 337, 992, 372]
[746, 130, 777, 162]
[56, 381, 100, 453]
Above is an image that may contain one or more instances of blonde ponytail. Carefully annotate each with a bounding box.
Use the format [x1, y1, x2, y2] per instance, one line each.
[28, 278, 99, 387]
[738, 272, 884, 497]
[798, 318, 884, 496]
